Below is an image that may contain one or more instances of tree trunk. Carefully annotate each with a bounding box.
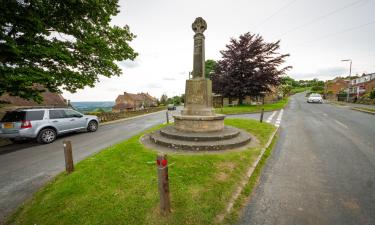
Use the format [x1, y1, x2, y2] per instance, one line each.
[238, 96, 243, 105]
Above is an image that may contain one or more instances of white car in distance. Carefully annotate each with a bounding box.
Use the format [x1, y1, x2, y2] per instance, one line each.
[307, 93, 323, 104]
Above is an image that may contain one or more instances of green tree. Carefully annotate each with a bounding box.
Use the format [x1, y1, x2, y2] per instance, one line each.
[281, 85, 292, 97]
[281, 76, 299, 87]
[0, 0, 137, 102]
[160, 94, 168, 105]
[172, 96, 181, 105]
[205, 59, 217, 79]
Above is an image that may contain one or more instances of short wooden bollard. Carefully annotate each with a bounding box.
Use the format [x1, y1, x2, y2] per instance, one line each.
[260, 108, 264, 123]
[166, 111, 169, 124]
[63, 140, 74, 173]
[156, 154, 171, 215]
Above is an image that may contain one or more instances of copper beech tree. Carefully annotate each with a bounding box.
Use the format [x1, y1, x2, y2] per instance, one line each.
[211, 32, 291, 104]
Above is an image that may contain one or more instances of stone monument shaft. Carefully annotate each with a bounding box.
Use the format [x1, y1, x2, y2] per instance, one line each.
[181, 17, 215, 117]
[192, 18, 207, 79]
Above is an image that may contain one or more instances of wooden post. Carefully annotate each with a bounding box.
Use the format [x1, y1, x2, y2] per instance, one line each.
[260, 108, 264, 123]
[156, 154, 171, 215]
[63, 140, 74, 173]
[166, 111, 169, 124]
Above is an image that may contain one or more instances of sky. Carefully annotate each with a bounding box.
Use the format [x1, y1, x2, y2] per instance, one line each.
[63, 0, 375, 101]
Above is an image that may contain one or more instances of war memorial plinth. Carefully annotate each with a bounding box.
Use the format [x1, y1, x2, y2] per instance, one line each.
[142, 17, 251, 151]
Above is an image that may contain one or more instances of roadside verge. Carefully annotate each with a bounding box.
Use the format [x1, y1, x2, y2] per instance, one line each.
[351, 107, 375, 115]
[216, 122, 279, 223]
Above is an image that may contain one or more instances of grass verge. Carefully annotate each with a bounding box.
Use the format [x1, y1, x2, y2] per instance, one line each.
[215, 98, 288, 115]
[352, 107, 375, 113]
[222, 135, 278, 224]
[6, 119, 275, 225]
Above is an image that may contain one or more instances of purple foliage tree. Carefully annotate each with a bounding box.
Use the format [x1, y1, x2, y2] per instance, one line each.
[211, 32, 291, 104]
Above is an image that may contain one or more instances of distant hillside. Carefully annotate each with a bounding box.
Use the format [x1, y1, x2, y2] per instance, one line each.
[71, 101, 115, 113]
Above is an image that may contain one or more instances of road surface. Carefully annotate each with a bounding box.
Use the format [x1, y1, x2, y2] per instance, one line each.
[240, 93, 375, 225]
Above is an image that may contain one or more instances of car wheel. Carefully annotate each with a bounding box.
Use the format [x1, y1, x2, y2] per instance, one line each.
[37, 128, 57, 144]
[87, 120, 98, 132]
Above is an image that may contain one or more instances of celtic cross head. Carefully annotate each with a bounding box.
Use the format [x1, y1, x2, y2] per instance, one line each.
[192, 17, 207, 34]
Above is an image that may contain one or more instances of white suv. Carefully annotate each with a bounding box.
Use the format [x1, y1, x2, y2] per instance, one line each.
[0, 107, 99, 144]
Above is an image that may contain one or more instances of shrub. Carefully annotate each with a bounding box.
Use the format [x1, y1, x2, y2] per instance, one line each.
[370, 89, 375, 99]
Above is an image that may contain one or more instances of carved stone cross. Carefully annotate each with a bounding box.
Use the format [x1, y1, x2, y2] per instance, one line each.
[192, 17, 207, 34]
[192, 17, 207, 79]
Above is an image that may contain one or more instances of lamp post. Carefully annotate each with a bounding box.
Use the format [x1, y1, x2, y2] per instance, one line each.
[341, 59, 352, 102]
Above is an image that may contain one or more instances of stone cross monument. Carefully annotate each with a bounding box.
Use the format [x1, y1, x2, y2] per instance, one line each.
[144, 17, 251, 151]
[174, 17, 225, 132]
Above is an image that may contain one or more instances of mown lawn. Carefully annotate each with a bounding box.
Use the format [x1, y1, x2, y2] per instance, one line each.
[215, 98, 288, 115]
[6, 119, 275, 225]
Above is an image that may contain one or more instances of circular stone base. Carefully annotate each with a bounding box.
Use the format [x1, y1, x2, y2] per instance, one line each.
[141, 125, 251, 151]
[173, 114, 225, 132]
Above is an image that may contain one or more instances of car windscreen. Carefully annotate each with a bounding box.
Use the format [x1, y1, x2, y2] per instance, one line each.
[1, 111, 26, 122]
[310, 94, 321, 97]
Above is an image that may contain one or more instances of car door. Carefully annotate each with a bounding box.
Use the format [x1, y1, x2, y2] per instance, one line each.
[63, 109, 87, 130]
[48, 110, 70, 133]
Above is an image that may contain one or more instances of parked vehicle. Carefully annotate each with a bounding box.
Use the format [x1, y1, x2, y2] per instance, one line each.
[0, 107, 99, 144]
[167, 104, 176, 110]
[307, 93, 323, 103]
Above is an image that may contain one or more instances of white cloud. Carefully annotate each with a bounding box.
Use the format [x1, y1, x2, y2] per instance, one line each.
[62, 0, 375, 101]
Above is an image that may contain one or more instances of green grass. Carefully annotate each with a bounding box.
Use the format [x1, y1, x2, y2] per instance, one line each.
[215, 98, 288, 115]
[223, 135, 278, 224]
[291, 87, 310, 94]
[6, 119, 276, 225]
[353, 107, 375, 113]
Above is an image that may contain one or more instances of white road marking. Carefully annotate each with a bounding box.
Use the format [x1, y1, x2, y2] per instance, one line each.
[275, 109, 284, 127]
[323, 113, 328, 117]
[334, 119, 348, 129]
[266, 111, 277, 123]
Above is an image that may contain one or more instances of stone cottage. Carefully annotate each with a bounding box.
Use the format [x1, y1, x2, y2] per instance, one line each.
[112, 92, 158, 112]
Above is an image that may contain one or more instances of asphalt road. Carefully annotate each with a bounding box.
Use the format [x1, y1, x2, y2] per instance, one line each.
[239, 93, 375, 225]
[0, 109, 183, 222]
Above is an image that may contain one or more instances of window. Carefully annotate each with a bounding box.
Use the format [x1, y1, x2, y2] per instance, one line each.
[49, 110, 66, 119]
[64, 110, 82, 118]
[1, 111, 26, 122]
[25, 111, 44, 121]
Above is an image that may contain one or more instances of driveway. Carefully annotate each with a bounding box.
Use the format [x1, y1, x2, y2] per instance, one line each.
[239, 93, 375, 225]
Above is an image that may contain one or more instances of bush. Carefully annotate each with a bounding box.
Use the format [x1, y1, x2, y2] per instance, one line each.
[311, 85, 324, 92]
[370, 89, 375, 99]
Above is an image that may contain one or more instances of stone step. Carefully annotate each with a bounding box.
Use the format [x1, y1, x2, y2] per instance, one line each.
[149, 129, 251, 151]
[159, 126, 240, 141]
